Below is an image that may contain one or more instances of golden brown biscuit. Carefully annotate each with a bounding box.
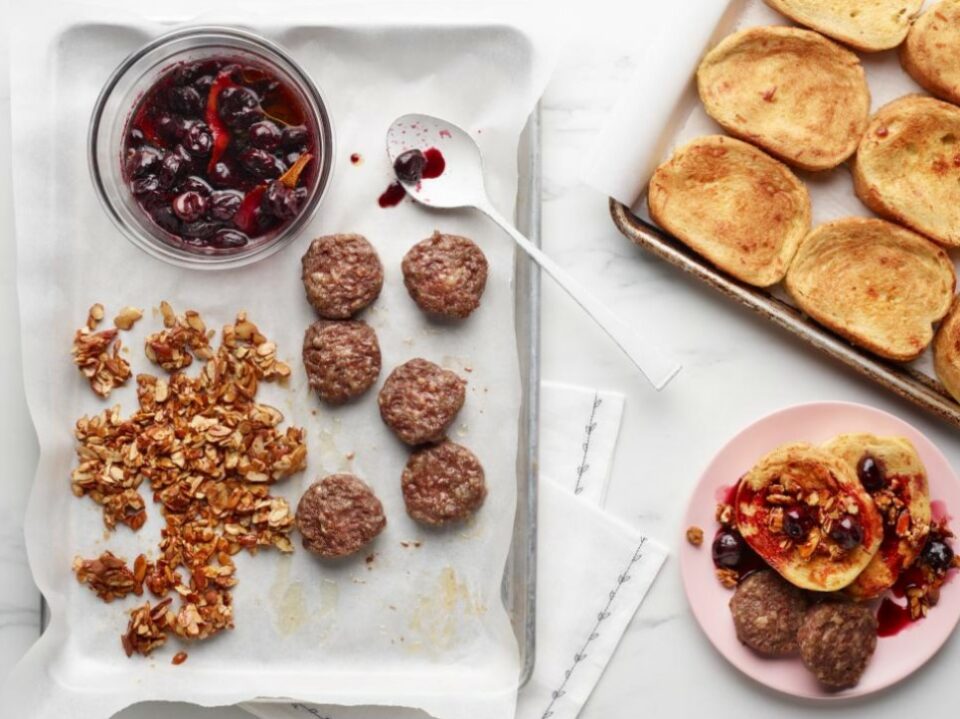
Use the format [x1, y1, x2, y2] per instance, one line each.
[854, 95, 960, 247]
[735, 442, 883, 592]
[647, 135, 811, 287]
[822, 434, 931, 601]
[785, 218, 955, 361]
[902, 0, 960, 105]
[764, 0, 922, 52]
[697, 26, 870, 171]
[934, 296, 960, 403]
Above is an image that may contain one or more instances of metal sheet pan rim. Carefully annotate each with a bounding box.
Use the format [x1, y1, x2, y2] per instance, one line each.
[609, 199, 960, 431]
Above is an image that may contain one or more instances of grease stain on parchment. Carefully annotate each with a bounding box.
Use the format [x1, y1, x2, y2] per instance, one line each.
[314, 419, 352, 473]
[269, 559, 307, 637]
[270, 562, 340, 641]
[406, 566, 486, 654]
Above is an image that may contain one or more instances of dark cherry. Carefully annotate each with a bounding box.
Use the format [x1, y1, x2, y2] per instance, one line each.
[171, 191, 208, 223]
[181, 219, 222, 239]
[148, 203, 181, 235]
[830, 515, 864, 550]
[712, 530, 746, 569]
[125, 146, 163, 178]
[131, 176, 160, 196]
[218, 86, 261, 128]
[208, 190, 245, 222]
[783, 507, 812, 541]
[209, 161, 237, 188]
[210, 228, 250, 249]
[194, 74, 215, 96]
[857, 454, 886, 492]
[183, 122, 213, 156]
[158, 153, 184, 189]
[394, 149, 426, 183]
[171, 62, 204, 86]
[239, 147, 285, 179]
[280, 125, 308, 148]
[177, 175, 213, 197]
[262, 180, 306, 220]
[167, 85, 202, 116]
[248, 121, 282, 150]
[156, 114, 187, 142]
[921, 539, 955, 573]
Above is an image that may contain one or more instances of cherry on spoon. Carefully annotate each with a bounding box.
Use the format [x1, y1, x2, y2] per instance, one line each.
[386, 113, 681, 390]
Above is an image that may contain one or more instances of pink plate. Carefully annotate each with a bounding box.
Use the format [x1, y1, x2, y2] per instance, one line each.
[680, 401, 960, 700]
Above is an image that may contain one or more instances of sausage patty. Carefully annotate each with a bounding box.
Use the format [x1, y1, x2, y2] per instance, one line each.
[301, 234, 384, 319]
[295, 474, 386, 558]
[402, 440, 486, 525]
[302, 320, 381, 404]
[377, 358, 466, 445]
[401, 231, 488, 319]
[728, 570, 808, 657]
[798, 601, 877, 690]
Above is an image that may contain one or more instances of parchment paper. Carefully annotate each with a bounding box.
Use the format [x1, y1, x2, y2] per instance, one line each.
[585, 0, 951, 377]
[2, 2, 558, 718]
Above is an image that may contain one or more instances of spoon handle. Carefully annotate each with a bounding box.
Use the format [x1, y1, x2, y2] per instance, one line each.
[480, 203, 681, 390]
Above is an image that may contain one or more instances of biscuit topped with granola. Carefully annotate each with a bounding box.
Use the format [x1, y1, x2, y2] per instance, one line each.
[735, 442, 883, 592]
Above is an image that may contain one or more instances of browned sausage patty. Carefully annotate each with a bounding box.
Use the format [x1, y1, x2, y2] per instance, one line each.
[301, 234, 384, 319]
[402, 440, 486, 525]
[729, 570, 807, 657]
[798, 601, 877, 690]
[401, 232, 488, 319]
[302, 320, 381, 404]
[295, 474, 386, 558]
[378, 358, 466, 445]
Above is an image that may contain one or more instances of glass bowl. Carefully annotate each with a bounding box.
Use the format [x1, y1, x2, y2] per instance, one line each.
[89, 25, 335, 270]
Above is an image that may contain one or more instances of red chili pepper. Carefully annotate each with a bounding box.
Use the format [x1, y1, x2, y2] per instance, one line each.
[232, 185, 265, 235]
[206, 71, 235, 173]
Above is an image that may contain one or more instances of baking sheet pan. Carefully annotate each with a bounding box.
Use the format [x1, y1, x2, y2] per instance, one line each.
[40, 107, 543, 687]
[609, 0, 960, 432]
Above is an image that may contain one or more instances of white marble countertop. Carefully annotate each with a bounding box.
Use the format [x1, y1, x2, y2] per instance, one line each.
[3, 1, 960, 717]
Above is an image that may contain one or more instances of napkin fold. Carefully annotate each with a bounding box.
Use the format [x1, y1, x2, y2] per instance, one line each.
[245, 382, 667, 719]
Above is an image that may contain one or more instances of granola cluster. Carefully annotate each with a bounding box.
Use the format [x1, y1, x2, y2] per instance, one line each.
[71, 304, 132, 398]
[71, 305, 306, 658]
[903, 522, 960, 621]
[144, 301, 214, 372]
[760, 478, 859, 561]
[871, 476, 928, 547]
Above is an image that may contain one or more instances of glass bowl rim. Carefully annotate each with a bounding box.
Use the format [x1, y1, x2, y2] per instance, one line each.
[88, 24, 336, 271]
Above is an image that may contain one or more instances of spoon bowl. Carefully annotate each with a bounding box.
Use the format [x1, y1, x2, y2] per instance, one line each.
[386, 113, 488, 208]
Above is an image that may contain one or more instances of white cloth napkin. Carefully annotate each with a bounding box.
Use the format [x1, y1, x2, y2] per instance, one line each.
[581, 0, 735, 208]
[244, 382, 668, 719]
[539, 381, 625, 507]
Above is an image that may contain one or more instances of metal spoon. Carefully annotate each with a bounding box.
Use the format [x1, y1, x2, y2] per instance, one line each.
[386, 113, 681, 390]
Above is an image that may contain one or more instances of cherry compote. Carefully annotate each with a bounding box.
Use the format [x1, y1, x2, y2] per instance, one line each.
[123, 59, 317, 250]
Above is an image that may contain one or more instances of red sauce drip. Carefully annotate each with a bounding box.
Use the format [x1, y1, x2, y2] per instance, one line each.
[877, 598, 913, 637]
[421, 147, 445, 179]
[716, 481, 740, 504]
[891, 565, 925, 598]
[378, 182, 406, 208]
[931, 500, 951, 524]
[350, 153, 362, 165]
